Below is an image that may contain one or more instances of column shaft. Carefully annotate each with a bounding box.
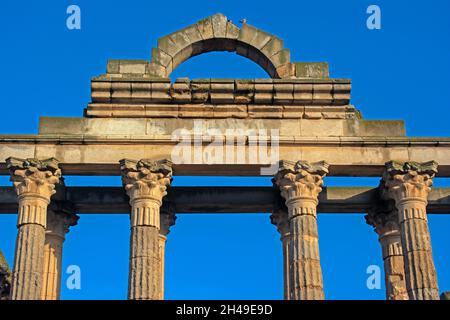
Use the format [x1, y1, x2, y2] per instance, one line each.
[287, 200, 324, 300]
[281, 234, 291, 300]
[40, 233, 63, 300]
[128, 200, 161, 300]
[11, 197, 48, 300]
[382, 160, 440, 300]
[397, 200, 439, 300]
[379, 232, 408, 300]
[158, 235, 167, 300]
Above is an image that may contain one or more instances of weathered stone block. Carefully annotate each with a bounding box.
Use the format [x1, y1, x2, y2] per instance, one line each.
[238, 24, 272, 50]
[274, 83, 294, 104]
[213, 105, 248, 118]
[111, 82, 131, 102]
[293, 83, 313, 103]
[248, 105, 282, 118]
[210, 81, 234, 104]
[151, 81, 172, 103]
[295, 62, 329, 78]
[130, 83, 152, 103]
[211, 13, 227, 38]
[254, 81, 274, 104]
[191, 80, 210, 103]
[235, 80, 254, 104]
[119, 61, 147, 74]
[282, 106, 305, 118]
[271, 49, 290, 68]
[196, 17, 214, 40]
[225, 21, 239, 39]
[171, 78, 191, 103]
[312, 84, 333, 104]
[91, 81, 111, 103]
[179, 104, 214, 118]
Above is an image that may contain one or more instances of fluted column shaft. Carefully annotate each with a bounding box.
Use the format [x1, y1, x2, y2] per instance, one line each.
[286, 198, 323, 300]
[270, 208, 291, 300]
[281, 233, 291, 300]
[41, 231, 63, 300]
[158, 235, 167, 300]
[40, 207, 78, 300]
[382, 160, 440, 300]
[129, 198, 162, 300]
[366, 206, 408, 300]
[379, 231, 407, 300]
[12, 196, 48, 300]
[121, 159, 172, 300]
[396, 199, 439, 299]
[7, 157, 61, 300]
[273, 160, 328, 300]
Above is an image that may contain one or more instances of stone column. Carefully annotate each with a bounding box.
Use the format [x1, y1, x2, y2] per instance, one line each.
[365, 204, 408, 300]
[273, 160, 328, 300]
[158, 203, 176, 300]
[120, 159, 172, 300]
[270, 207, 291, 300]
[40, 202, 78, 300]
[381, 161, 440, 300]
[6, 157, 61, 300]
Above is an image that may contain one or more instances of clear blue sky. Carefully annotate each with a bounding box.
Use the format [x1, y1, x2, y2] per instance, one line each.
[0, 0, 449, 300]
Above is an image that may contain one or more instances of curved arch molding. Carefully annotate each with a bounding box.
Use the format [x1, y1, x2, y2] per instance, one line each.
[103, 13, 329, 79]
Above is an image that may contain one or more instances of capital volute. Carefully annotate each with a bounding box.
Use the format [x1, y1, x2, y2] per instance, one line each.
[381, 160, 438, 204]
[6, 157, 61, 200]
[272, 160, 329, 202]
[120, 159, 173, 202]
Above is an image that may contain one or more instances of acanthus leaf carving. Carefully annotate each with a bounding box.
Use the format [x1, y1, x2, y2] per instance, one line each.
[120, 159, 173, 202]
[381, 161, 438, 203]
[273, 160, 329, 201]
[6, 157, 61, 200]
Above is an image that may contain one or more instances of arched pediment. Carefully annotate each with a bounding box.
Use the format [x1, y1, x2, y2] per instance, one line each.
[100, 14, 330, 80]
[148, 14, 294, 79]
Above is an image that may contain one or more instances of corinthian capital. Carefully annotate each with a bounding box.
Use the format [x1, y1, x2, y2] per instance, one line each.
[381, 161, 438, 203]
[365, 200, 400, 236]
[6, 157, 61, 200]
[273, 160, 329, 201]
[120, 159, 173, 202]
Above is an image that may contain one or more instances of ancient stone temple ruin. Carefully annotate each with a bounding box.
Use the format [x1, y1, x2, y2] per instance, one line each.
[0, 13, 449, 300]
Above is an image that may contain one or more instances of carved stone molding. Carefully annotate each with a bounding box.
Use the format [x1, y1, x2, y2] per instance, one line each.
[381, 160, 438, 205]
[120, 159, 173, 202]
[273, 160, 329, 208]
[6, 157, 61, 201]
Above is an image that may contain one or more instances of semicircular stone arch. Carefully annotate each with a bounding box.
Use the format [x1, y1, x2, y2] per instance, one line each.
[148, 14, 294, 79]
